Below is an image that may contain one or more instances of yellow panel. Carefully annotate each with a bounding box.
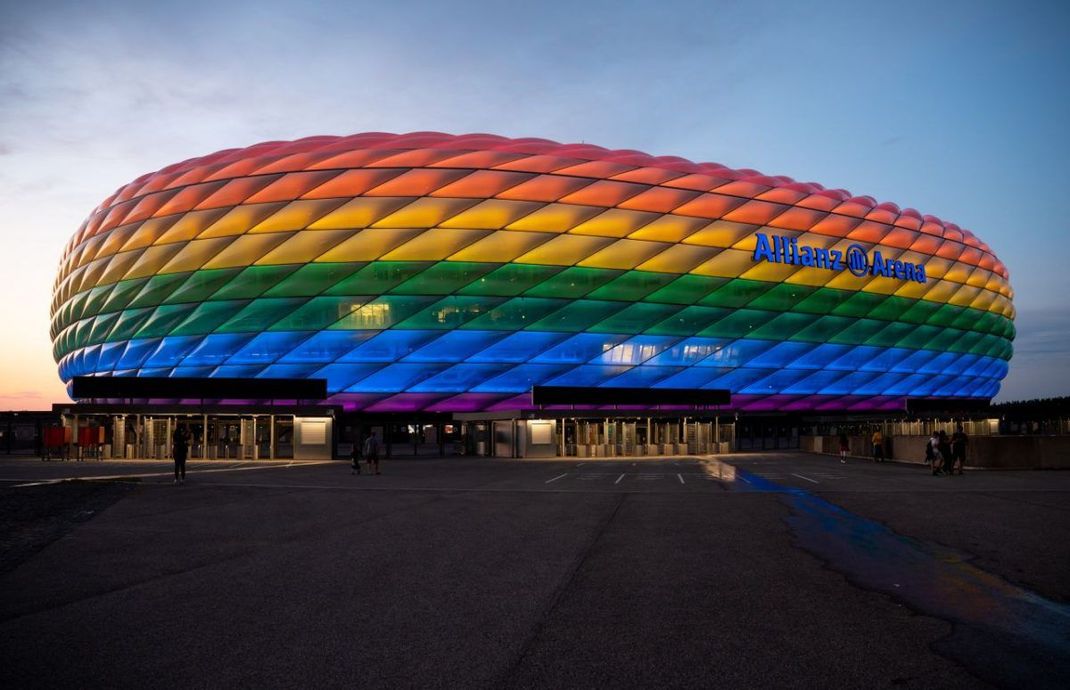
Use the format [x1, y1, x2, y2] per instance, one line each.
[918, 279, 959, 304]
[153, 209, 228, 245]
[966, 267, 991, 288]
[202, 233, 291, 270]
[438, 199, 543, 230]
[569, 209, 660, 238]
[447, 230, 553, 263]
[371, 198, 478, 229]
[74, 234, 108, 268]
[255, 229, 358, 265]
[123, 244, 184, 280]
[380, 228, 491, 261]
[308, 197, 414, 230]
[739, 260, 801, 282]
[504, 203, 603, 233]
[635, 244, 721, 274]
[783, 267, 837, 288]
[948, 284, 982, 307]
[859, 274, 901, 295]
[95, 225, 140, 262]
[627, 214, 707, 242]
[248, 199, 348, 233]
[892, 279, 932, 300]
[157, 237, 237, 274]
[97, 250, 145, 285]
[682, 221, 758, 249]
[199, 202, 288, 239]
[942, 262, 971, 285]
[315, 228, 424, 262]
[921, 256, 953, 281]
[690, 249, 755, 279]
[577, 239, 670, 270]
[514, 235, 615, 266]
[822, 270, 872, 292]
[121, 219, 176, 253]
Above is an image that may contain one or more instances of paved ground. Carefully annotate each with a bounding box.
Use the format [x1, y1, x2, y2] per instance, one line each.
[1, 453, 1067, 688]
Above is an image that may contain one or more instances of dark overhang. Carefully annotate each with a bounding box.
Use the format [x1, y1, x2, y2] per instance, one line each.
[70, 376, 327, 401]
[531, 386, 730, 406]
[905, 397, 992, 416]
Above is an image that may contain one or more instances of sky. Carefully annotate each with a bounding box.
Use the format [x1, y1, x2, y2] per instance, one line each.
[1, 0, 1067, 409]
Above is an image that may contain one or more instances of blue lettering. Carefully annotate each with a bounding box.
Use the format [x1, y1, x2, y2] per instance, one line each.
[753, 233, 775, 262]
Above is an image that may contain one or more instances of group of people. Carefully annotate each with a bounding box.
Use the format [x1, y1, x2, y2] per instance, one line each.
[351, 431, 382, 475]
[927, 426, 969, 476]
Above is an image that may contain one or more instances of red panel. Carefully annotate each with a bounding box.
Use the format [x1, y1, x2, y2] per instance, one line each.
[557, 180, 648, 207]
[243, 170, 343, 203]
[153, 181, 228, 218]
[496, 174, 593, 202]
[195, 174, 283, 209]
[300, 169, 407, 199]
[809, 213, 862, 238]
[362, 168, 470, 197]
[430, 170, 534, 198]
[671, 193, 747, 220]
[722, 200, 789, 225]
[767, 207, 827, 231]
[617, 187, 701, 213]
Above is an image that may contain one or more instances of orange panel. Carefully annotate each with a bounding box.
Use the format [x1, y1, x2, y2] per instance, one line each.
[722, 200, 788, 225]
[251, 152, 322, 175]
[909, 234, 942, 255]
[767, 207, 826, 231]
[661, 174, 727, 192]
[756, 188, 808, 204]
[795, 194, 840, 212]
[919, 221, 945, 237]
[121, 189, 180, 225]
[808, 214, 862, 238]
[880, 227, 919, 250]
[369, 149, 456, 168]
[301, 169, 406, 199]
[553, 160, 634, 179]
[429, 150, 525, 169]
[672, 193, 747, 220]
[203, 156, 273, 182]
[958, 247, 983, 265]
[845, 221, 890, 243]
[195, 175, 282, 209]
[199, 202, 288, 238]
[611, 167, 683, 185]
[865, 209, 898, 224]
[243, 170, 343, 204]
[307, 148, 403, 171]
[363, 168, 470, 197]
[713, 180, 769, 198]
[494, 154, 583, 173]
[617, 187, 700, 213]
[558, 180, 647, 207]
[893, 214, 923, 230]
[98, 200, 137, 233]
[496, 174, 593, 202]
[153, 181, 228, 218]
[430, 170, 534, 198]
[935, 240, 964, 261]
[831, 201, 871, 218]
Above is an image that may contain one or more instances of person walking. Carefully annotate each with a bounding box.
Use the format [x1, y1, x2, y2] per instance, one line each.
[173, 425, 189, 485]
[938, 430, 954, 476]
[871, 428, 884, 463]
[363, 430, 381, 475]
[950, 425, 969, 475]
[350, 440, 362, 475]
[838, 432, 849, 463]
[929, 430, 943, 475]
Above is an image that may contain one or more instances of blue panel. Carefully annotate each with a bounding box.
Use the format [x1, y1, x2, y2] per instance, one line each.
[746, 341, 818, 369]
[704, 367, 775, 392]
[698, 339, 778, 368]
[858, 347, 913, 373]
[118, 338, 163, 370]
[909, 373, 946, 396]
[228, 331, 313, 365]
[545, 365, 633, 387]
[144, 335, 204, 368]
[170, 366, 215, 378]
[652, 366, 725, 389]
[470, 363, 572, 393]
[893, 349, 940, 374]
[97, 341, 127, 372]
[883, 373, 928, 396]
[828, 346, 884, 372]
[740, 369, 813, 394]
[854, 372, 908, 396]
[404, 331, 508, 363]
[918, 352, 960, 375]
[82, 344, 102, 373]
[782, 343, 852, 370]
[138, 368, 171, 378]
[212, 365, 266, 379]
[257, 363, 322, 379]
[312, 362, 386, 393]
[339, 330, 441, 363]
[348, 363, 450, 393]
[595, 335, 679, 365]
[783, 369, 852, 395]
[533, 333, 629, 364]
[279, 330, 377, 364]
[603, 365, 683, 388]
[467, 331, 572, 363]
[944, 353, 977, 377]
[817, 371, 881, 395]
[183, 333, 256, 367]
[409, 363, 514, 392]
[645, 337, 730, 366]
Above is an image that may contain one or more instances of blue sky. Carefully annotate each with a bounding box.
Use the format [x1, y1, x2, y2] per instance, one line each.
[0, 0, 1067, 407]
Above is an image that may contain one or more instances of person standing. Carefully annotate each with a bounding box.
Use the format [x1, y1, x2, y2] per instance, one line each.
[173, 425, 189, 485]
[363, 430, 381, 475]
[938, 430, 954, 476]
[950, 425, 969, 475]
[350, 441, 362, 475]
[929, 430, 943, 475]
[838, 432, 849, 464]
[871, 428, 884, 463]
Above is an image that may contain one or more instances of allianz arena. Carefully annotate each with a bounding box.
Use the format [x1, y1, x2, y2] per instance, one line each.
[51, 132, 1014, 414]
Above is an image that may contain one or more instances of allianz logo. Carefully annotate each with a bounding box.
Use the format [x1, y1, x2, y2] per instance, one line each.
[752, 232, 927, 284]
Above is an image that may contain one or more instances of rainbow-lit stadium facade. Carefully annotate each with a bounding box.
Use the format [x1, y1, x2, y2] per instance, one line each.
[51, 132, 1014, 413]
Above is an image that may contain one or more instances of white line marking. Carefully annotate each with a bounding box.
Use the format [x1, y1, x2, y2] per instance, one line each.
[545, 473, 567, 484]
[615, 473, 625, 485]
[0, 461, 331, 485]
[677, 473, 685, 484]
[791, 472, 819, 484]
[577, 463, 586, 468]
[739, 476, 752, 484]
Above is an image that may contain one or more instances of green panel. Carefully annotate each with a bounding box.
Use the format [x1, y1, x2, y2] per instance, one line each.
[66, 290, 92, 323]
[925, 304, 965, 328]
[789, 315, 853, 343]
[458, 264, 564, 297]
[831, 291, 887, 318]
[866, 295, 914, 322]
[462, 297, 567, 331]
[829, 318, 889, 345]
[955, 330, 985, 353]
[793, 287, 854, 316]
[898, 299, 943, 325]
[328, 296, 438, 330]
[171, 300, 251, 336]
[81, 285, 117, 320]
[1000, 318, 1016, 340]
[134, 304, 199, 339]
[699, 279, 775, 309]
[216, 298, 309, 333]
[949, 308, 985, 332]
[271, 296, 370, 331]
[751, 312, 820, 340]
[326, 262, 431, 296]
[128, 272, 192, 309]
[100, 278, 149, 314]
[213, 265, 301, 300]
[391, 261, 498, 295]
[698, 308, 775, 338]
[165, 268, 243, 304]
[524, 266, 621, 299]
[71, 319, 94, 350]
[587, 270, 677, 302]
[264, 262, 365, 297]
[928, 326, 969, 353]
[396, 295, 505, 330]
[863, 322, 922, 349]
[645, 274, 727, 305]
[645, 305, 730, 336]
[528, 300, 628, 333]
[87, 312, 120, 345]
[105, 308, 155, 342]
[748, 284, 818, 312]
[591, 302, 682, 334]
